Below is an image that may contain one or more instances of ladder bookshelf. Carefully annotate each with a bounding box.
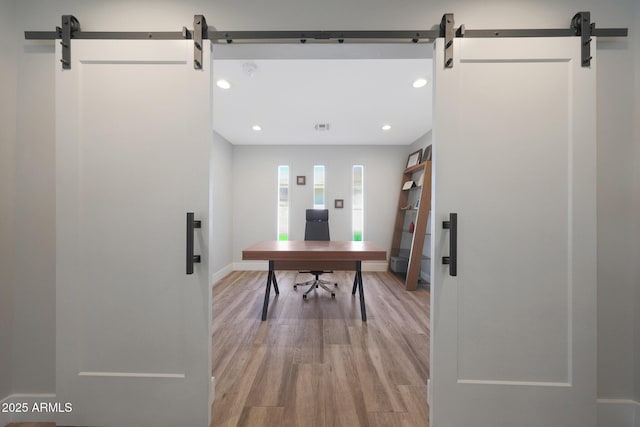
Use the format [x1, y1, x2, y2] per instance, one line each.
[389, 160, 432, 290]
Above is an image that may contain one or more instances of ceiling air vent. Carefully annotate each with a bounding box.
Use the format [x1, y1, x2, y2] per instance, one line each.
[314, 123, 331, 131]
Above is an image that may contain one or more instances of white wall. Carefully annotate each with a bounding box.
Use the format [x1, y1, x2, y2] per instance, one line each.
[409, 130, 432, 156]
[210, 131, 234, 281]
[408, 131, 433, 282]
[232, 145, 406, 265]
[634, 0, 640, 406]
[11, 2, 56, 394]
[0, 0, 16, 400]
[596, 30, 637, 400]
[7, 0, 639, 419]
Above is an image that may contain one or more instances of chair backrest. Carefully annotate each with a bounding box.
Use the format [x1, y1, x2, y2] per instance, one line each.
[304, 209, 330, 241]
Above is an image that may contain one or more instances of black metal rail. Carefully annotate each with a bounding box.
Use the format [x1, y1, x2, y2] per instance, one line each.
[24, 12, 628, 70]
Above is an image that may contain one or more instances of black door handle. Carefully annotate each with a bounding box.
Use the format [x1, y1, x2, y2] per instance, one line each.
[442, 213, 457, 276]
[186, 212, 201, 275]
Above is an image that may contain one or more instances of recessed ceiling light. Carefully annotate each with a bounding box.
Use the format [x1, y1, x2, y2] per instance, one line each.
[216, 79, 231, 89]
[412, 78, 428, 88]
[382, 124, 392, 131]
[252, 125, 262, 131]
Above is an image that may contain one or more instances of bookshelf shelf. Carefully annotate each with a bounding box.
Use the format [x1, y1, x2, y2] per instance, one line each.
[389, 160, 432, 291]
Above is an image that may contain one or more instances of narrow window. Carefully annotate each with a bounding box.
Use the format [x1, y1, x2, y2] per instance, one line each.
[352, 165, 364, 241]
[277, 165, 289, 241]
[313, 165, 325, 209]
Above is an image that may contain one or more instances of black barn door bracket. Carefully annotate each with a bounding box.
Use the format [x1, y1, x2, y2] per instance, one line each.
[193, 15, 208, 70]
[440, 11, 626, 69]
[440, 13, 454, 68]
[34, 15, 209, 70]
[572, 11, 593, 67]
[58, 15, 80, 69]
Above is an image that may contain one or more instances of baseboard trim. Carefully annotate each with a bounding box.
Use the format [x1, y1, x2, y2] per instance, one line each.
[232, 260, 388, 272]
[211, 264, 233, 287]
[0, 393, 58, 424]
[597, 399, 640, 427]
[209, 376, 216, 408]
[233, 261, 268, 271]
[419, 271, 431, 284]
[364, 261, 390, 272]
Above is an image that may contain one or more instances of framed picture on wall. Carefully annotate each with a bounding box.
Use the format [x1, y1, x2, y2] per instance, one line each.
[335, 199, 344, 209]
[424, 144, 432, 161]
[296, 176, 306, 185]
[406, 149, 422, 168]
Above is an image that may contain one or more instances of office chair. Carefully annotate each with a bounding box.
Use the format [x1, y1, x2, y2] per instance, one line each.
[293, 209, 338, 299]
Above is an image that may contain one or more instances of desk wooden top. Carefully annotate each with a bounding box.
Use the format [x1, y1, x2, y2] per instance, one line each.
[242, 240, 387, 262]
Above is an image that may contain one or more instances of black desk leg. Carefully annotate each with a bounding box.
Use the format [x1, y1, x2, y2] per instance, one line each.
[261, 260, 276, 321]
[272, 268, 280, 295]
[356, 261, 367, 321]
[352, 274, 358, 295]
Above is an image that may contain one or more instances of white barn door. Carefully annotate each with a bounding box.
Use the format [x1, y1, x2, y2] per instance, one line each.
[55, 40, 212, 426]
[431, 37, 597, 427]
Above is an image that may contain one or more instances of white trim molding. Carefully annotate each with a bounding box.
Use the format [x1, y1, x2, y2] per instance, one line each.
[233, 261, 268, 271]
[361, 261, 388, 271]
[1, 393, 59, 424]
[597, 399, 640, 427]
[211, 263, 233, 287]
[209, 376, 216, 408]
[420, 270, 431, 284]
[78, 371, 185, 379]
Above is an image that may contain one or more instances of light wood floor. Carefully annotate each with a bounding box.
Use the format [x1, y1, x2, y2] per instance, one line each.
[211, 270, 430, 427]
[7, 271, 429, 427]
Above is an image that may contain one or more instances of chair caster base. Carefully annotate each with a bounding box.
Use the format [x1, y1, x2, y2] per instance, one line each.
[303, 294, 307, 300]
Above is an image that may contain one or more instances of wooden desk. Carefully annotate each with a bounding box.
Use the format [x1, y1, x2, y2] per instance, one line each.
[242, 241, 387, 321]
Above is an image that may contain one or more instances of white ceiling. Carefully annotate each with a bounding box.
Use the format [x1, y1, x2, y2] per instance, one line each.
[211, 44, 433, 145]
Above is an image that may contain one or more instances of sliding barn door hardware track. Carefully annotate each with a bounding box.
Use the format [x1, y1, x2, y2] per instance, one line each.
[58, 15, 79, 69]
[25, 12, 627, 70]
[572, 12, 593, 66]
[193, 15, 208, 70]
[440, 13, 455, 69]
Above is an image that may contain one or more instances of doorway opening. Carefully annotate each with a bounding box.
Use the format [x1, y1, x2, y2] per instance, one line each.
[209, 41, 434, 426]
